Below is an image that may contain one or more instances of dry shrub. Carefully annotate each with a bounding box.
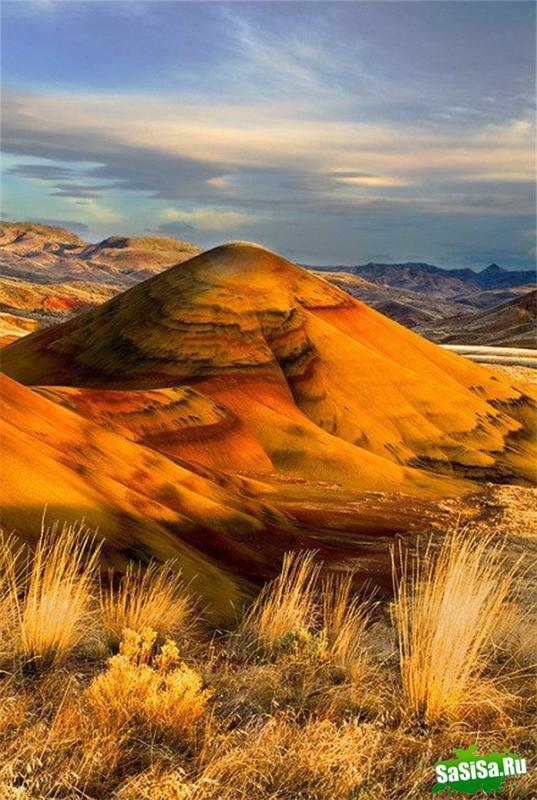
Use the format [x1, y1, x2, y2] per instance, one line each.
[393, 529, 519, 724]
[3, 521, 100, 668]
[84, 628, 212, 745]
[101, 560, 194, 644]
[194, 714, 382, 800]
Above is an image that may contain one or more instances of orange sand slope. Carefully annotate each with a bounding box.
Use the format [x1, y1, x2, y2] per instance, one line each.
[2, 242, 535, 492]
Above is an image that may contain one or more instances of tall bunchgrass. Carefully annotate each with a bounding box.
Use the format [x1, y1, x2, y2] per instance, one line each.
[0, 533, 26, 655]
[393, 529, 519, 724]
[6, 520, 100, 667]
[100, 560, 194, 644]
[321, 573, 373, 677]
[239, 551, 320, 654]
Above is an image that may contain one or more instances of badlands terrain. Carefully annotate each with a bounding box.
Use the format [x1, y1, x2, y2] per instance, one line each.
[1, 230, 536, 800]
[0, 222, 201, 344]
[1, 238, 536, 620]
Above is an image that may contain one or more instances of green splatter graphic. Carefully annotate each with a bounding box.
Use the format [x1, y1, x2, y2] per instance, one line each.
[432, 744, 526, 794]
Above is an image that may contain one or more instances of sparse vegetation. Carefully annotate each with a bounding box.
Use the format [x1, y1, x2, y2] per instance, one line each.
[0, 533, 24, 656]
[0, 523, 535, 799]
[237, 550, 321, 655]
[100, 559, 194, 644]
[393, 529, 520, 725]
[1, 521, 100, 669]
[84, 628, 211, 745]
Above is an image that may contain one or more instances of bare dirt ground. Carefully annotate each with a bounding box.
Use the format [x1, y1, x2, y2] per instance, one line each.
[470, 484, 537, 605]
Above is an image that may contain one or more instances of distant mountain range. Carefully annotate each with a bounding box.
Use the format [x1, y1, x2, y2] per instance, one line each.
[314, 260, 535, 301]
[0, 221, 201, 284]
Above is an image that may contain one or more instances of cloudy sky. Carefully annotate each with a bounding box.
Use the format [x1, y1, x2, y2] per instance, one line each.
[1, 1, 535, 268]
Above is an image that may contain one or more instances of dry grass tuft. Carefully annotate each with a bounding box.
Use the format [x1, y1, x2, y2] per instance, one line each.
[393, 529, 519, 724]
[100, 560, 194, 644]
[216, 558, 376, 724]
[238, 551, 320, 654]
[321, 572, 373, 679]
[195, 714, 382, 800]
[2, 521, 100, 668]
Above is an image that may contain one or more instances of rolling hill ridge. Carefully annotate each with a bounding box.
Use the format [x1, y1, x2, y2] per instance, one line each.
[2, 221, 534, 347]
[416, 290, 537, 348]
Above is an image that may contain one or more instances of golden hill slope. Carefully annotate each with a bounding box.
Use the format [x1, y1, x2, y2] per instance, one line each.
[0, 372, 290, 618]
[2, 242, 535, 490]
[1, 373, 461, 615]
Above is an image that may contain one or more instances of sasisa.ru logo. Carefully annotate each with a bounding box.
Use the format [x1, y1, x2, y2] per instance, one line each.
[433, 745, 528, 795]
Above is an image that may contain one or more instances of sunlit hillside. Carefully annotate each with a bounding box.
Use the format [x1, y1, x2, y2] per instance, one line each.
[1, 243, 536, 623]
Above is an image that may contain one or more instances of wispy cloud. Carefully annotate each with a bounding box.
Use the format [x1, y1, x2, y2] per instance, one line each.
[160, 206, 257, 231]
[3, 87, 534, 215]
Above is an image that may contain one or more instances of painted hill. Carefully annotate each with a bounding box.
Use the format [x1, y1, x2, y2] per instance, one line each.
[0, 371, 285, 619]
[1, 371, 466, 616]
[416, 290, 537, 348]
[3, 242, 535, 489]
[2, 242, 536, 616]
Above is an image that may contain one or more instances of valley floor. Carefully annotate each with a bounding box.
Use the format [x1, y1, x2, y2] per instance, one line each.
[1, 484, 536, 800]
